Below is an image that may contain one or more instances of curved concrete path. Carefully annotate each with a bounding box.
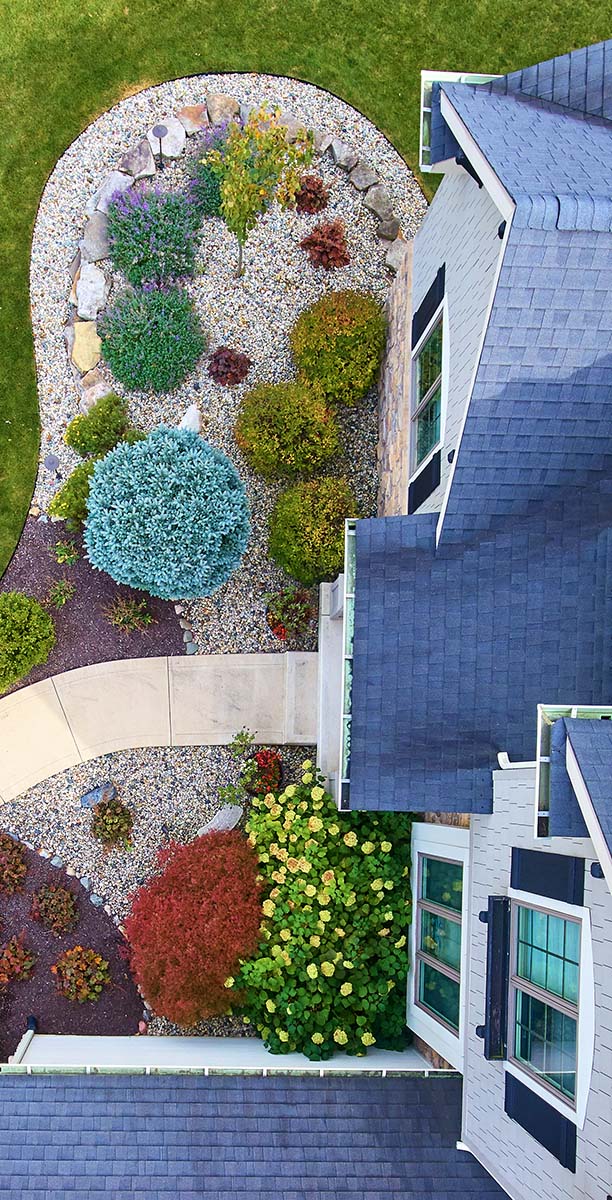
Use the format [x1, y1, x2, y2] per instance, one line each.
[0, 653, 318, 802]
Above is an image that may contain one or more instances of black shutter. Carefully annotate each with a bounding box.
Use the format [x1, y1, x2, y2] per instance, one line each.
[408, 450, 441, 513]
[505, 1074, 577, 1172]
[510, 848, 584, 906]
[480, 896, 511, 1059]
[411, 265, 445, 347]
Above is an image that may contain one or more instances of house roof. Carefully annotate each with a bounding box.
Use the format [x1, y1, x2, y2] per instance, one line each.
[0, 1073, 509, 1198]
[349, 40, 612, 813]
[550, 717, 612, 888]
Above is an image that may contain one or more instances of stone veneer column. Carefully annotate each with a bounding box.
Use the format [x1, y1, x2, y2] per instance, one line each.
[377, 242, 413, 516]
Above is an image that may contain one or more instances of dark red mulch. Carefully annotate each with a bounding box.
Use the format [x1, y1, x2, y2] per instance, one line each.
[0, 845, 142, 1061]
[1, 518, 184, 693]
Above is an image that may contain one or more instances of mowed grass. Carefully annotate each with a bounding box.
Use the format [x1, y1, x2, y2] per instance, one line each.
[0, 0, 608, 576]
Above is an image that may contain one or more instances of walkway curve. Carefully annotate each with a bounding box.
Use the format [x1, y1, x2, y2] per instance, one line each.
[0, 653, 318, 802]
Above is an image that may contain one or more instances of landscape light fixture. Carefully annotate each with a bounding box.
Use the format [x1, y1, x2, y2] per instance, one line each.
[152, 124, 168, 170]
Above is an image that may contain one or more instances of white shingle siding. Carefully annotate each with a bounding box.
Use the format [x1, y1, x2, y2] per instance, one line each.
[463, 767, 612, 1199]
[411, 168, 503, 513]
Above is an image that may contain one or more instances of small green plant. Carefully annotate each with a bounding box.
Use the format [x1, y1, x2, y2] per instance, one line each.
[0, 834, 27, 894]
[229, 726, 255, 761]
[46, 578, 76, 609]
[235, 380, 340, 479]
[290, 290, 386, 407]
[0, 935, 36, 985]
[187, 158, 223, 218]
[104, 595, 154, 634]
[107, 188, 199, 285]
[268, 477, 357, 586]
[264, 589, 313, 640]
[99, 285, 206, 394]
[0, 593, 56, 693]
[64, 393, 131, 458]
[48, 459, 97, 527]
[53, 540, 79, 566]
[51, 946, 111, 1003]
[91, 795, 134, 848]
[31, 884, 78, 936]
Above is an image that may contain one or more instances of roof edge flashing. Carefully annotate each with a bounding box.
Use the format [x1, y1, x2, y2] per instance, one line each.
[439, 89, 515, 222]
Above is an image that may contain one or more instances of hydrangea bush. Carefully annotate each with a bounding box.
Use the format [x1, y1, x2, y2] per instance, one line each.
[107, 188, 199, 285]
[84, 426, 250, 600]
[99, 285, 206, 394]
[234, 764, 411, 1059]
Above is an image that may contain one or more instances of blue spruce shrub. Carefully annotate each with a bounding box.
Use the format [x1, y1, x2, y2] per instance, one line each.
[84, 426, 250, 600]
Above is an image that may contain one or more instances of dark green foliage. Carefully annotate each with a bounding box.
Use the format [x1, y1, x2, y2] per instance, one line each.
[64, 393, 130, 458]
[100, 286, 206, 394]
[104, 595, 154, 633]
[31, 884, 78, 935]
[48, 459, 97, 526]
[291, 290, 386, 406]
[92, 795, 134, 848]
[187, 158, 223, 218]
[107, 188, 199, 285]
[0, 834, 27, 894]
[0, 592, 55, 693]
[268, 477, 356, 585]
[235, 380, 340, 479]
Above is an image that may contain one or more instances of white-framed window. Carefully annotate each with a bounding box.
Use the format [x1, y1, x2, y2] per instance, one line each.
[408, 823, 469, 1070]
[411, 310, 444, 474]
[505, 888, 595, 1129]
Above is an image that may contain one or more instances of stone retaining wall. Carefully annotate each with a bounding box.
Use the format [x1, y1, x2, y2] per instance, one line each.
[377, 242, 413, 516]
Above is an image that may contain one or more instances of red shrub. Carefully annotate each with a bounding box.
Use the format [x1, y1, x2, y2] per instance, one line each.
[124, 831, 262, 1025]
[300, 219, 350, 270]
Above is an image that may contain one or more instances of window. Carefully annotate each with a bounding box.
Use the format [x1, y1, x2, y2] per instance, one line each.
[509, 903, 580, 1104]
[415, 855, 463, 1032]
[412, 317, 443, 469]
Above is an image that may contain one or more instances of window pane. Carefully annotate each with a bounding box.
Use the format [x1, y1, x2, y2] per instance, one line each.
[514, 988, 576, 1101]
[415, 387, 441, 465]
[418, 961, 460, 1031]
[421, 858, 463, 912]
[415, 322, 442, 403]
[516, 906, 580, 1005]
[420, 910, 462, 971]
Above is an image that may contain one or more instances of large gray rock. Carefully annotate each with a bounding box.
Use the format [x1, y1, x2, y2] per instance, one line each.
[377, 215, 401, 240]
[207, 92, 240, 125]
[279, 111, 306, 143]
[79, 380, 114, 413]
[118, 139, 156, 179]
[313, 129, 333, 154]
[385, 237, 410, 274]
[349, 162, 379, 191]
[76, 262, 108, 321]
[364, 184, 394, 221]
[80, 212, 110, 262]
[197, 805, 243, 837]
[86, 170, 132, 216]
[178, 403, 201, 434]
[146, 117, 186, 160]
[330, 139, 359, 171]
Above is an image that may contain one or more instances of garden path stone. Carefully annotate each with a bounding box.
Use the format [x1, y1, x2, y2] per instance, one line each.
[207, 93, 240, 124]
[146, 117, 186, 159]
[377, 215, 401, 240]
[80, 212, 109, 262]
[176, 103, 209, 134]
[79, 877, 91, 890]
[80, 781, 117, 809]
[118, 139, 156, 179]
[330, 139, 359, 170]
[178, 402, 201, 433]
[76, 263, 108, 321]
[183, 631, 194, 643]
[79, 379, 114, 413]
[68, 248, 81, 281]
[71, 321, 101, 373]
[197, 804, 243, 836]
[69, 267, 80, 306]
[279, 111, 305, 142]
[86, 170, 132, 216]
[364, 184, 394, 221]
[349, 162, 379, 191]
[385, 237, 410, 273]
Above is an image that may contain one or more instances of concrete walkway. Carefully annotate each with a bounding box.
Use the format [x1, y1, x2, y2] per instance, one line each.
[0, 653, 318, 802]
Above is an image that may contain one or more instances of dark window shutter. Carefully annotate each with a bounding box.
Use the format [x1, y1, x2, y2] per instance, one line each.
[411, 265, 445, 347]
[481, 896, 511, 1059]
[510, 848, 584, 906]
[505, 1074, 577, 1172]
[408, 450, 441, 513]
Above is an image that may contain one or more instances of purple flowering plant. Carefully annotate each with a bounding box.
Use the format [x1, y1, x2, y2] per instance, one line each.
[107, 186, 199, 286]
[99, 284, 206, 394]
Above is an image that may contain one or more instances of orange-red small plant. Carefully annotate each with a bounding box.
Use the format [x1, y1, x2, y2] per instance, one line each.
[51, 946, 110, 1003]
[300, 219, 349, 270]
[31, 884, 79, 936]
[0, 934, 36, 985]
[0, 834, 27, 894]
[295, 174, 329, 214]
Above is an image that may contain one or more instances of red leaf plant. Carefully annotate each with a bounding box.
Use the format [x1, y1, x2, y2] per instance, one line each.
[124, 830, 262, 1026]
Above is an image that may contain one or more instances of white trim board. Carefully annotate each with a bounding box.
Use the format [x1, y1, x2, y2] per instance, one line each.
[439, 91, 514, 222]
[566, 740, 612, 895]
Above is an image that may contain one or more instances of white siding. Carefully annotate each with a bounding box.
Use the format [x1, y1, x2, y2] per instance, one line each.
[463, 768, 612, 1200]
[410, 168, 503, 512]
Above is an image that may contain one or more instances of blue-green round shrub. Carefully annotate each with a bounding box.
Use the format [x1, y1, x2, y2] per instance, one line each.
[107, 188, 199, 285]
[99, 285, 206, 394]
[84, 426, 250, 600]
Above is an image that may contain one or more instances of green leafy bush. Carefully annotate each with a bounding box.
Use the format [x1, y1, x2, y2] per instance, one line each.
[0, 593, 55, 693]
[0, 833, 27, 893]
[64, 393, 130, 458]
[51, 946, 110, 1003]
[46, 578, 76, 609]
[234, 763, 411, 1059]
[235, 381, 340, 479]
[85, 426, 250, 600]
[107, 188, 199, 285]
[100, 285, 206, 394]
[48, 459, 97, 526]
[187, 158, 223, 218]
[268, 477, 356, 586]
[290, 290, 386, 406]
[92, 795, 134, 848]
[31, 884, 79, 935]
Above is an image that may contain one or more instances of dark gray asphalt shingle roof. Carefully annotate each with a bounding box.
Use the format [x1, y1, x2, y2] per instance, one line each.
[0, 1073, 509, 1198]
[550, 718, 612, 858]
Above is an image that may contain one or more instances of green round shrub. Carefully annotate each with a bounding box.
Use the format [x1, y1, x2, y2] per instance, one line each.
[64, 393, 129, 458]
[268, 477, 356, 586]
[0, 592, 55, 693]
[100, 285, 206, 394]
[235, 380, 340, 479]
[48, 459, 98, 526]
[290, 290, 386, 406]
[187, 159, 223, 218]
[107, 188, 199, 285]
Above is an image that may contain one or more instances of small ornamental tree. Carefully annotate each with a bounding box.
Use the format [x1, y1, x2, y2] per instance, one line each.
[0, 593, 56, 693]
[125, 830, 263, 1025]
[84, 426, 250, 600]
[207, 106, 313, 276]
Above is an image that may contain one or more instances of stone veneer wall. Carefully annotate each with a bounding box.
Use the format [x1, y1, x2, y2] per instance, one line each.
[377, 242, 413, 517]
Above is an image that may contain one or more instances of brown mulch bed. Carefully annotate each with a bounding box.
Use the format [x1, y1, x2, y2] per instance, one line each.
[1, 518, 184, 693]
[0, 844, 142, 1060]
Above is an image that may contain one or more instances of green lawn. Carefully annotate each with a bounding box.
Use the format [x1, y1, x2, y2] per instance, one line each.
[0, 0, 608, 577]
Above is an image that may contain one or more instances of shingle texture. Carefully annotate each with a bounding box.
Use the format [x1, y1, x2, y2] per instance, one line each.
[549, 718, 589, 838]
[349, 40, 612, 813]
[558, 718, 612, 856]
[0, 1073, 508, 1198]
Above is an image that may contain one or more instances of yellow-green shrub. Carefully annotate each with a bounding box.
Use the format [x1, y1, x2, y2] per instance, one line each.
[290, 290, 386, 406]
[235, 380, 340, 479]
